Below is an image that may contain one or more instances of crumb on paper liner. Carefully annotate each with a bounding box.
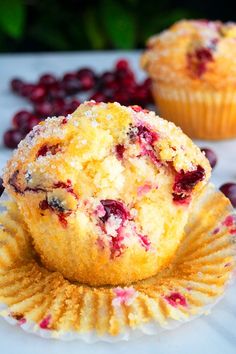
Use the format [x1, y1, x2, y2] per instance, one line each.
[0, 183, 235, 342]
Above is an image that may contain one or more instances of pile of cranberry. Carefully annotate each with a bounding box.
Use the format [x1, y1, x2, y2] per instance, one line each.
[5, 59, 153, 149]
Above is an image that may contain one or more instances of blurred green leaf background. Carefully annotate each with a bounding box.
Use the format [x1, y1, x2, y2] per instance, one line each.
[0, 0, 235, 52]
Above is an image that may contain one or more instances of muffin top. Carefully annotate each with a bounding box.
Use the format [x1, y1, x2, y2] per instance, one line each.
[3, 101, 210, 208]
[141, 19, 236, 90]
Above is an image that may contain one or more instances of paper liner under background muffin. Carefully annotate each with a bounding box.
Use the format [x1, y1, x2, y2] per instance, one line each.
[0, 183, 235, 342]
[152, 84, 236, 140]
[141, 20, 236, 140]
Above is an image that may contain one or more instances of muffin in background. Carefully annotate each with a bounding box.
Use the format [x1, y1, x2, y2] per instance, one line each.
[3, 101, 210, 286]
[141, 19, 236, 140]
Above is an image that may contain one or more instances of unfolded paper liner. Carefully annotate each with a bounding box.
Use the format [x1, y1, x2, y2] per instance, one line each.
[0, 184, 235, 342]
[152, 83, 236, 140]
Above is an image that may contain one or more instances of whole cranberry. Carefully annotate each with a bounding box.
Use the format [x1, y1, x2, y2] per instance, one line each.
[34, 101, 53, 118]
[64, 99, 80, 114]
[139, 79, 153, 104]
[90, 92, 106, 102]
[0, 177, 4, 197]
[116, 68, 134, 82]
[49, 82, 66, 99]
[100, 72, 116, 85]
[102, 88, 115, 100]
[10, 78, 24, 93]
[12, 110, 32, 129]
[142, 78, 152, 89]
[26, 116, 41, 132]
[62, 72, 78, 81]
[77, 68, 96, 90]
[200, 148, 217, 169]
[39, 73, 57, 87]
[119, 74, 136, 88]
[52, 98, 66, 115]
[99, 72, 119, 93]
[113, 90, 130, 105]
[4, 129, 24, 149]
[132, 85, 148, 106]
[29, 85, 47, 103]
[80, 75, 95, 91]
[100, 199, 129, 223]
[20, 83, 36, 98]
[68, 98, 80, 110]
[220, 183, 236, 207]
[62, 72, 81, 94]
[115, 59, 129, 71]
[136, 125, 158, 145]
[77, 68, 96, 80]
[115, 144, 125, 160]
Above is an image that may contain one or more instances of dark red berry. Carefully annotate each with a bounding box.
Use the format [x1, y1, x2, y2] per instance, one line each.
[62, 72, 81, 94]
[10, 78, 24, 93]
[116, 68, 135, 83]
[77, 68, 96, 90]
[102, 88, 116, 100]
[39, 73, 57, 87]
[12, 111, 39, 133]
[200, 148, 217, 169]
[142, 78, 152, 89]
[0, 177, 4, 197]
[29, 85, 47, 103]
[129, 124, 158, 145]
[12, 110, 32, 129]
[119, 74, 136, 88]
[115, 59, 129, 71]
[4, 129, 24, 149]
[77, 68, 96, 79]
[100, 72, 116, 86]
[39, 199, 49, 210]
[80, 75, 95, 90]
[132, 86, 149, 106]
[37, 144, 60, 157]
[137, 125, 158, 145]
[220, 183, 236, 207]
[49, 82, 66, 100]
[173, 165, 205, 203]
[187, 46, 214, 77]
[100, 199, 129, 223]
[90, 92, 106, 102]
[20, 83, 36, 98]
[65, 99, 80, 113]
[115, 144, 125, 160]
[113, 90, 130, 105]
[34, 101, 52, 118]
[52, 98, 66, 115]
[26, 116, 41, 132]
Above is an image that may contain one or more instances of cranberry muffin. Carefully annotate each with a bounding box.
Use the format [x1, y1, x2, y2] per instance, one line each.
[3, 101, 211, 286]
[141, 20, 236, 139]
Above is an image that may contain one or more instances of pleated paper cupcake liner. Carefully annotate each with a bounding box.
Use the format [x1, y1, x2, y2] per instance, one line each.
[153, 83, 236, 140]
[0, 183, 235, 342]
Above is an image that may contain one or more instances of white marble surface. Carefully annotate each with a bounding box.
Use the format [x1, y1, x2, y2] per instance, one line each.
[0, 51, 236, 354]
